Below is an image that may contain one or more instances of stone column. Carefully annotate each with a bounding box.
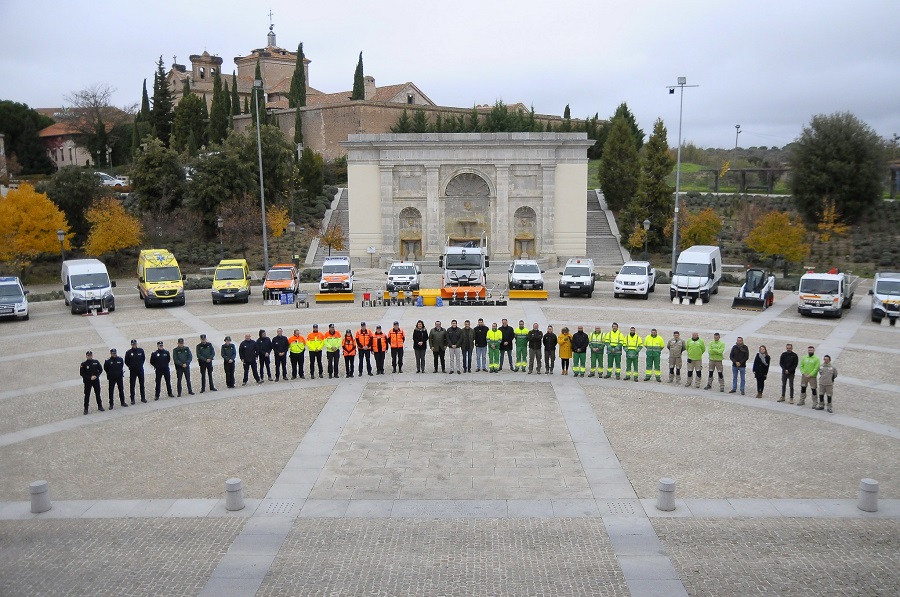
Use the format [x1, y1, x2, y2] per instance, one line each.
[380, 166, 394, 258]
[541, 165, 556, 259]
[494, 165, 511, 260]
[425, 166, 440, 258]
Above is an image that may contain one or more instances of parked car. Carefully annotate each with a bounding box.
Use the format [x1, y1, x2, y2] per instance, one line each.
[0, 276, 29, 321]
[264, 263, 299, 297]
[385, 261, 421, 292]
[614, 261, 657, 299]
[508, 259, 544, 290]
[94, 172, 128, 188]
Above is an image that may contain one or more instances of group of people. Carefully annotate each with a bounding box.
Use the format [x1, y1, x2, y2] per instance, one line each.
[79, 321, 839, 415]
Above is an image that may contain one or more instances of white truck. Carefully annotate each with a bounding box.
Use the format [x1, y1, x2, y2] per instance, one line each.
[670, 245, 722, 303]
[797, 269, 859, 318]
[385, 261, 421, 292]
[869, 271, 900, 325]
[508, 259, 544, 290]
[439, 239, 489, 288]
[319, 256, 354, 293]
[613, 261, 657, 299]
[558, 258, 596, 298]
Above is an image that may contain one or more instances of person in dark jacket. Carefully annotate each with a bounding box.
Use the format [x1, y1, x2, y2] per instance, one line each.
[412, 320, 428, 373]
[778, 343, 799, 403]
[729, 336, 750, 395]
[80, 350, 103, 415]
[257, 330, 273, 381]
[542, 325, 558, 375]
[103, 348, 127, 409]
[196, 334, 217, 392]
[446, 320, 463, 374]
[221, 336, 237, 389]
[429, 321, 447, 373]
[172, 338, 194, 397]
[570, 326, 590, 377]
[149, 341, 174, 400]
[527, 323, 544, 374]
[124, 339, 146, 404]
[460, 320, 475, 373]
[239, 334, 261, 385]
[752, 345, 771, 399]
[498, 319, 515, 371]
[271, 328, 289, 381]
[473, 318, 489, 372]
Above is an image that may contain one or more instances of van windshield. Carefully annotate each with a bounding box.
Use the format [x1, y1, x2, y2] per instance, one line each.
[323, 264, 350, 274]
[0, 285, 24, 300]
[675, 263, 710, 277]
[446, 254, 482, 269]
[215, 268, 245, 281]
[800, 279, 839, 294]
[146, 267, 181, 283]
[875, 280, 900, 296]
[514, 263, 540, 273]
[70, 273, 111, 289]
[390, 264, 417, 275]
[620, 265, 647, 275]
[267, 269, 294, 281]
[564, 267, 591, 277]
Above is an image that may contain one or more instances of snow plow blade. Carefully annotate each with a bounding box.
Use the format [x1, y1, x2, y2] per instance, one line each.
[731, 297, 766, 311]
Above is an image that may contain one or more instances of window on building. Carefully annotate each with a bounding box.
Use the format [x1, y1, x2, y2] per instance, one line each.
[200, 67, 205, 79]
[69, 148, 73, 162]
[211, 68, 217, 77]
[407, 94, 414, 104]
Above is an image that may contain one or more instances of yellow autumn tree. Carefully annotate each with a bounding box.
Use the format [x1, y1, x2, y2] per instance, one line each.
[626, 222, 647, 251]
[0, 183, 71, 273]
[84, 197, 142, 257]
[817, 196, 849, 243]
[316, 224, 347, 256]
[680, 207, 722, 247]
[266, 204, 290, 239]
[747, 211, 810, 268]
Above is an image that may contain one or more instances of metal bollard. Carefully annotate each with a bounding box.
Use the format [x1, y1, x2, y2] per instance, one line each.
[225, 477, 245, 511]
[857, 478, 879, 512]
[655, 477, 676, 511]
[29, 480, 52, 513]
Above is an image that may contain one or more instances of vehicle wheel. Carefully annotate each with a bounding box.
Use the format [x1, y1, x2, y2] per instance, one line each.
[71, 304, 78, 315]
[144, 298, 151, 308]
[613, 292, 619, 298]
[109, 304, 115, 312]
[649, 282, 656, 293]
[22, 314, 29, 321]
[243, 297, 249, 304]
[642, 292, 649, 300]
[872, 315, 882, 324]
[702, 294, 710, 304]
[64, 298, 69, 306]
[587, 291, 593, 298]
[712, 285, 719, 295]
[213, 299, 218, 305]
[559, 291, 565, 298]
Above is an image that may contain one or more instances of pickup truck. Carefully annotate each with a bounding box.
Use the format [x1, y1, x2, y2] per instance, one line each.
[613, 261, 657, 299]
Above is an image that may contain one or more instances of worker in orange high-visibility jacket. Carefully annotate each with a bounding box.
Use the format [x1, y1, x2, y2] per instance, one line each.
[342, 330, 357, 378]
[388, 321, 405, 373]
[372, 324, 389, 375]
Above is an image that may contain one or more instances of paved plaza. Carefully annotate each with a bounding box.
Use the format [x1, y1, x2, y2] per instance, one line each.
[1, 271, 898, 596]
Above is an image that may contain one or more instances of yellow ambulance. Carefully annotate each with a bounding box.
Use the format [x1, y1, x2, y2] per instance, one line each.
[137, 249, 185, 307]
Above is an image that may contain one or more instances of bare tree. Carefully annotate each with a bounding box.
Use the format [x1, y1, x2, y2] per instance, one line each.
[64, 84, 132, 167]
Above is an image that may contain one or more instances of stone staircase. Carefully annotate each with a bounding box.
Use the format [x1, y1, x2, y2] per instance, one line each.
[310, 188, 350, 266]
[586, 191, 626, 267]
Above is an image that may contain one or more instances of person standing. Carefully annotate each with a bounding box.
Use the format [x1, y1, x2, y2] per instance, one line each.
[798, 346, 821, 407]
[704, 333, 726, 392]
[355, 322, 374, 376]
[196, 334, 217, 392]
[752, 345, 771, 399]
[817, 355, 838, 413]
[473, 318, 489, 372]
[388, 321, 406, 373]
[486, 322, 502, 372]
[571, 325, 589, 377]
[728, 337, 750, 395]
[271, 328, 289, 381]
[558, 327, 573, 375]
[124, 339, 146, 404]
[779, 344, 799, 403]
[221, 336, 237, 389]
[684, 332, 705, 388]
[445, 320, 463, 374]
[543, 325, 558, 375]
[342, 330, 357, 377]
[588, 326, 605, 377]
[513, 320, 529, 373]
[103, 348, 127, 409]
[623, 327, 644, 382]
[173, 338, 194, 397]
[372, 324, 389, 375]
[499, 319, 515, 371]
[429, 320, 447, 373]
[604, 323, 626, 379]
[460, 320, 475, 373]
[257, 330, 273, 382]
[288, 329, 306, 379]
[150, 341, 174, 400]
[239, 334, 262, 385]
[322, 324, 339, 379]
[307, 324, 325, 379]
[412, 320, 428, 374]
[527, 323, 544, 374]
[643, 328, 665, 382]
[80, 350, 103, 414]
[667, 331, 686, 384]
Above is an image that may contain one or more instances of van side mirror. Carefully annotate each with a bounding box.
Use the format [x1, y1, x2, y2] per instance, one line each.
[485, 258, 490, 268]
[182, 274, 187, 281]
[439, 256, 444, 267]
[868, 289, 873, 295]
[24, 290, 30, 295]
[64, 283, 70, 291]
[540, 270, 545, 274]
[384, 271, 389, 275]
[558, 272, 563, 276]
[111, 281, 117, 288]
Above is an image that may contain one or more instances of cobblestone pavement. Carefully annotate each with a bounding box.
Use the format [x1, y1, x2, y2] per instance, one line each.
[587, 387, 900, 499]
[833, 347, 900, 387]
[257, 518, 629, 597]
[0, 518, 245, 597]
[654, 518, 900, 596]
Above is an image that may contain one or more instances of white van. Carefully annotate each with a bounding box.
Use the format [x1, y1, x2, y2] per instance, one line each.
[558, 258, 595, 297]
[62, 259, 116, 314]
[669, 245, 722, 303]
[385, 261, 421, 292]
[319, 256, 354, 293]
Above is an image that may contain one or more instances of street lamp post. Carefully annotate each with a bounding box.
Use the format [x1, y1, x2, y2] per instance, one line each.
[288, 221, 296, 267]
[667, 77, 699, 273]
[734, 124, 741, 151]
[254, 78, 270, 272]
[56, 229, 66, 264]
[642, 218, 650, 259]
[217, 216, 224, 260]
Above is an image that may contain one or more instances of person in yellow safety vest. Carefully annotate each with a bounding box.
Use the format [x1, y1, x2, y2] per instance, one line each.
[513, 320, 529, 372]
[643, 328, 665, 382]
[623, 326, 644, 381]
[323, 323, 342, 379]
[288, 329, 306, 379]
[486, 323, 503, 372]
[588, 326, 605, 377]
[603, 323, 626, 379]
[306, 324, 325, 379]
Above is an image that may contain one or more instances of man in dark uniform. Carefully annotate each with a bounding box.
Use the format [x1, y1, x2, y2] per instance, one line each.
[80, 350, 103, 415]
[221, 336, 237, 389]
[149, 341, 174, 400]
[257, 329, 273, 381]
[124, 339, 146, 403]
[239, 333, 262, 385]
[196, 334, 217, 393]
[173, 338, 194, 397]
[272, 328, 289, 381]
[103, 348, 127, 409]
[498, 318, 515, 371]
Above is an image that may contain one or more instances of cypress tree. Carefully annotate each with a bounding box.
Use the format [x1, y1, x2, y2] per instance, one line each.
[208, 72, 228, 144]
[150, 55, 174, 145]
[231, 72, 241, 116]
[182, 78, 191, 97]
[390, 109, 411, 133]
[251, 60, 267, 126]
[244, 97, 249, 115]
[294, 106, 303, 146]
[132, 115, 140, 155]
[634, 118, 675, 250]
[467, 106, 480, 132]
[289, 43, 307, 108]
[412, 109, 428, 133]
[598, 115, 641, 211]
[223, 80, 231, 120]
[139, 78, 151, 121]
[351, 52, 364, 100]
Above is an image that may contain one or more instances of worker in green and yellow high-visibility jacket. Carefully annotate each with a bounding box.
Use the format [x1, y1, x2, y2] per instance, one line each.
[603, 323, 626, 379]
[643, 328, 665, 382]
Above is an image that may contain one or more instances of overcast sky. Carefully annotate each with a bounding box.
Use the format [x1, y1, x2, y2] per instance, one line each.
[1, 0, 897, 149]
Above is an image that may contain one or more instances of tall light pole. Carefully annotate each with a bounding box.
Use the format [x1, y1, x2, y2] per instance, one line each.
[254, 78, 270, 272]
[57, 229, 66, 264]
[217, 216, 224, 260]
[734, 124, 741, 151]
[642, 218, 650, 260]
[667, 76, 699, 272]
[288, 221, 296, 267]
